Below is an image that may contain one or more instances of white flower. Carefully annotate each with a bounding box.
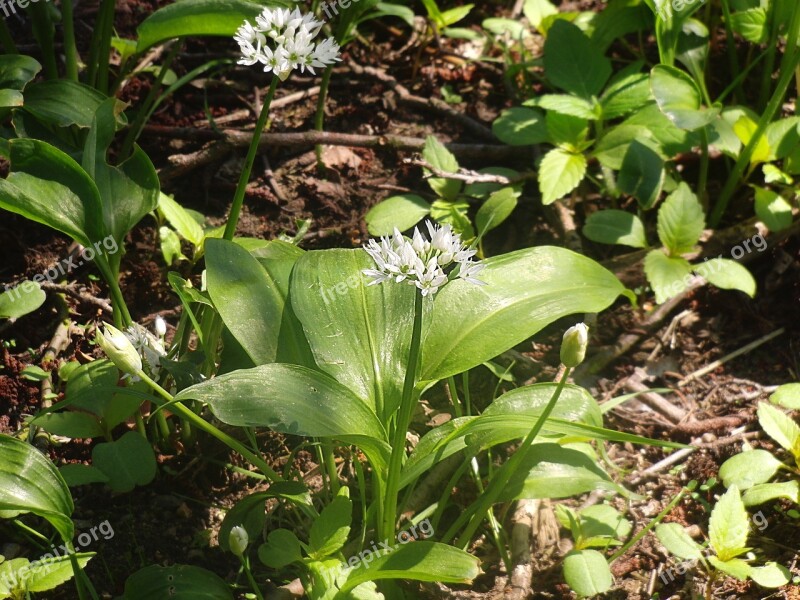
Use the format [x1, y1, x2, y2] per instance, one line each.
[362, 222, 485, 296]
[124, 323, 167, 378]
[97, 324, 142, 376]
[154, 316, 167, 339]
[235, 8, 341, 79]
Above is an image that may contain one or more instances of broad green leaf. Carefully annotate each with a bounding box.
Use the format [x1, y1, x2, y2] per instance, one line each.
[590, 0, 652, 51]
[617, 139, 665, 208]
[26, 553, 93, 593]
[593, 124, 659, 170]
[33, 413, 104, 439]
[730, 7, 767, 43]
[748, 562, 791, 588]
[742, 481, 800, 506]
[523, 0, 558, 29]
[537, 94, 597, 120]
[719, 449, 783, 490]
[123, 564, 233, 600]
[544, 111, 589, 147]
[562, 550, 613, 596]
[733, 116, 770, 165]
[707, 556, 752, 581]
[92, 431, 157, 493]
[753, 187, 792, 232]
[258, 529, 303, 569]
[365, 194, 431, 236]
[676, 19, 709, 89]
[600, 70, 652, 120]
[0, 55, 41, 92]
[63, 359, 119, 417]
[59, 464, 110, 487]
[694, 258, 756, 297]
[623, 103, 697, 157]
[475, 187, 517, 235]
[136, 0, 281, 52]
[657, 183, 705, 254]
[339, 542, 480, 592]
[709, 485, 749, 562]
[492, 107, 548, 145]
[765, 116, 800, 160]
[578, 504, 632, 542]
[644, 250, 693, 303]
[757, 402, 800, 456]
[762, 164, 793, 185]
[0, 281, 45, 319]
[0, 138, 104, 247]
[174, 363, 390, 469]
[538, 148, 586, 204]
[583, 210, 647, 248]
[422, 136, 460, 201]
[158, 193, 204, 246]
[309, 490, 352, 559]
[290, 249, 415, 419]
[206, 238, 312, 366]
[22, 80, 108, 128]
[544, 20, 611, 98]
[771, 383, 800, 410]
[650, 65, 717, 130]
[0, 435, 74, 542]
[439, 4, 473, 27]
[421, 246, 627, 381]
[482, 18, 530, 39]
[656, 523, 704, 560]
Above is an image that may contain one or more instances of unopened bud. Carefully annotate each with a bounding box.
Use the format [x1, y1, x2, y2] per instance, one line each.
[154, 316, 167, 339]
[560, 323, 588, 368]
[97, 323, 142, 376]
[229, 526, 249, 557]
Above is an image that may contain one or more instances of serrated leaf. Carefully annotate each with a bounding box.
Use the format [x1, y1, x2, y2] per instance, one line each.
[657, 183, 705, 254]
[708, 556, 752, 581]
[544, 21, 611, 98]
[545, 111, 589, 147]
[730, 7, 767, 43]
[538, 148, 586, 205]
[771, 383, 800, 410]
[644, 250, 693, 303]
[757, 402, 800, 456]
[719, 449, 783, 490]
[656, 523, 705, 560]
[650, 65, 718, 130]
[617, 139, 665, 208]
[492, 107, 548, 146]
[583, 210, 647, 248]
[537, 94, 598, 120]
[709, 485, 749, 562]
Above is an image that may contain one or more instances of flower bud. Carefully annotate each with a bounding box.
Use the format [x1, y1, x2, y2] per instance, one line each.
[560, 323, 588, 368]
[154, 316, 167, 339]
[97, 323, 143, 376]
[229, 525, 249, 557]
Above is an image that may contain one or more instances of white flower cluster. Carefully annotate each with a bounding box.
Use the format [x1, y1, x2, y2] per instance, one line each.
[234, 8, 341, 80]
[362, 222, 486, 296]
[123, 319, 167, 379]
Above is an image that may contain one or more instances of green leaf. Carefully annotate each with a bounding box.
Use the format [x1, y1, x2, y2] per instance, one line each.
[523, 0, 558, 29]
[719, 449, 783, 490]
[694, 258, 756, 297]
[593, 124, 658, 170]
[742, 481, 800, 506]
[562, 550, 613, 596]
[136, 0, 280, 52]
[34, 413, 104, 439]
[537, 94, 598, 120]
[650, 65, 718, 130]
[733, 116, 770, 165]
[26, 553, 93, 593]
[578, 504, 632, 542]
[258, 529, 304, 569]
[544, 20, 611, 98]
[339, 542, 480, 592]
[205, 238, 312, 366]
[0, 434, 74, 542]
[475, 188, 517, 236]
[365, 194, 431, 236]
[174, 364, 390, 470]
[748, 562, 791, 588]
[644, 250, 693, 303]
[656, 523, 704, 560]
[0, 281, 45, 320]
[757, 402, 800, 455]
[730, 7, 767, 43]
[657, 183, 705, 254]
[63, 360, 119, 416]
[422, 136, 461, 201]
[92, 431, 157, 493]
[0, 138, 104, 248]
[309, 490, 352, 559]
[753, 187, 792, 232]
[583, 210, 647, 248]
[600, 70, 652, 120]
[59, 464, 110, 487]
[492, 107, 548, 145]
[771, 383, 800, 410]
[709, 485, 749, 562]
[624, 103, 697, 157]
[538, 148, 586, 205]
[421, 246, 627, 381]
[158, 193, 204, 246]
[0, 54, 41, 92]
[544, 111, 589, 147]
[765, 116, 800, 160]
[708, 556, 752, 581]
[123, 564, 233, 600]
[617, 139, 665, 208]
[676, 19, 710, 91]
[22, 80, 108, 128]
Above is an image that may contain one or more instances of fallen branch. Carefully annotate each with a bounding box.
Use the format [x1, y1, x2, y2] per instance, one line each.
[403, 158, 537, 186]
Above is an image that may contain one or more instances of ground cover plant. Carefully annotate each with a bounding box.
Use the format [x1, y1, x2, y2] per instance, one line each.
[0, 0, 799, 598]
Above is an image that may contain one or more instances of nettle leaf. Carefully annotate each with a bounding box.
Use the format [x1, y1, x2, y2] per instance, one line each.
[26, 552, 93, 593]
[123, 564, 233, 600]
[757, 402, 800, 458]
[538, 148, 587, 205]
[694, 258, 756, 297]
[753, 187, 793, 232]
[545, 111, 588, 147]
[742, 481, 800, 506]
[422, 136, 461, 201]
[562, 550, 613, 597]
[617, 139, 665, 209]
[657, 183, 704, 255]
[719, 449, 783, 490]
[309, 489, 352, 559]
[0, 281, 45, 319]
[92, 431, 157, 493]
[656, 523, 704, 560]
[583, 210, 648, 249]
[600, 68, 652, 120]
[492, 107, 548, 145]
[624, 103, 698, 157]
[730, 7, 768, 43]
[258, 529, 303, 569]
[707, 556, 752, 581]
[536, 94, 598, 120]
[543, 20, 611, 98]
[365, 194, 431, 236]
[644, 250, 693, 303]
[650, 65, 718, 130]
[709, 485, 749, 562]
[592, 124, 659, 170]
[771, 383, 800, 410]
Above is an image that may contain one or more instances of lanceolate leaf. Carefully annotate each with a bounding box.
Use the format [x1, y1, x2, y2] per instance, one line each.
[123, 564, 233, 600]
[421, 247, 628, 382]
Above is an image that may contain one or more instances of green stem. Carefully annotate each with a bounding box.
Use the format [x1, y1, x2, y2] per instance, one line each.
[240, 556, 264, 600]
[698, 127, 709, 202]
[381, 291, 424, 541]
[446, 367, 573, 548]
[709, 2, 800, 226]
[94, 255, 131, 328]
[323, 443, 341, 495]
[137, 371, 283, 482]
[61, 0, 79, 81]
[314, 65, 333, 168]
[94, 0, 116, 93]
[223, 77, 279, 240]
[719, 0, 742, 103]
[29, 1, 58, 79]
